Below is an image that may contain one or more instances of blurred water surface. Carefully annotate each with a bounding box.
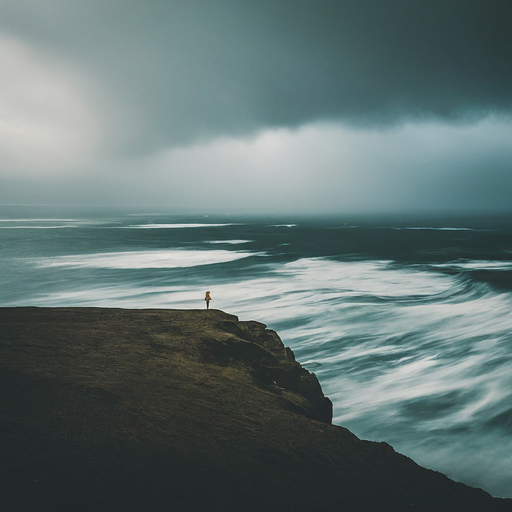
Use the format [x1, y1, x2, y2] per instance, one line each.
[1, 205, 511, 497]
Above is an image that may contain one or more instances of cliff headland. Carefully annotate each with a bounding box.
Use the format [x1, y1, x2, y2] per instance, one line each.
[1, 307, 510, 511]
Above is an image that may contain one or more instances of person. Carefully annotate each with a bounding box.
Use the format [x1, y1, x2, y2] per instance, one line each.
[205, 291, 211, 309]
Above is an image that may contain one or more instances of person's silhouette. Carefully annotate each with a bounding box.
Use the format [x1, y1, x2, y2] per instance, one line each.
[205, 291, 211, 309]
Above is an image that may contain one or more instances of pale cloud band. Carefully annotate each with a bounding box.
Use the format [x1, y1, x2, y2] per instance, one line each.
[0, 35, 105, 175]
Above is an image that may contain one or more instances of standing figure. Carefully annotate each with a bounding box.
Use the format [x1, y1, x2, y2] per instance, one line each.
[205, 291, 212, 309]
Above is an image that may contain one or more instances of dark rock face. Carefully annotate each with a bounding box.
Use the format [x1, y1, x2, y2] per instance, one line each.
[0, 307, 511, 512]
[211, 318, 333, 424]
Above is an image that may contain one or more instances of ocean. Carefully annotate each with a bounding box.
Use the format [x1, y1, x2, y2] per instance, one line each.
[1, 204, 511, 498]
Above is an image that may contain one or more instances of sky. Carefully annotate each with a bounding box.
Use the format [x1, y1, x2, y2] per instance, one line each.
[1, 0, 511, 214]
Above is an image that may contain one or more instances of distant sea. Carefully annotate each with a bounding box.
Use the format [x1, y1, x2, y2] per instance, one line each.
[1, 204, 512, 498]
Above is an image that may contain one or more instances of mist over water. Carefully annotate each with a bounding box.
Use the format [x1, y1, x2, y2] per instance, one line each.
[1, 205, 511, 498]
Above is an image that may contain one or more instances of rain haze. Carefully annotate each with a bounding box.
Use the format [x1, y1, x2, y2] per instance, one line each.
[1, 0, 511, 213]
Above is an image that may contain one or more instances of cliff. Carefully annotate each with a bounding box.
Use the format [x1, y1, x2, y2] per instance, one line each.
[1, 307, 510, 512]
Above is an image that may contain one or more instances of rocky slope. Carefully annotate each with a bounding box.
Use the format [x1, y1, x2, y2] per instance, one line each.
[1, 307, 510, 511]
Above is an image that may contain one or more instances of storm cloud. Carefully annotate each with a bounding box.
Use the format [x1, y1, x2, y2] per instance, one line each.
[2, 0, 511, 151]
[0, 0, 511, 212]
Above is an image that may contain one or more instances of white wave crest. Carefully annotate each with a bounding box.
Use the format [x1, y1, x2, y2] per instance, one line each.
[436, 260, 512, 271]
[36, 249, 259, 269]
[205, 240, 252, 244]
[125, 223, 238, 229]
[0, 219, 76, 222]
[0, 225, 77, 229]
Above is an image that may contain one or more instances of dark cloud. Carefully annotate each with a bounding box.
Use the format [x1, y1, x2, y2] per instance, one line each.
[2, 0, 511, 152]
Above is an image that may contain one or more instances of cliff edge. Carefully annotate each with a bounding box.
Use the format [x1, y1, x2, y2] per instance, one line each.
[1, 307, 510, 511]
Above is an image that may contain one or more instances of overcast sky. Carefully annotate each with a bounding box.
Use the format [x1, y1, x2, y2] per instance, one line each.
[1, 0, 511, 214]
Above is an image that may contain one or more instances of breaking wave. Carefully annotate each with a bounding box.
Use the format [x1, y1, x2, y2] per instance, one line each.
[35, 249, 261, 269]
